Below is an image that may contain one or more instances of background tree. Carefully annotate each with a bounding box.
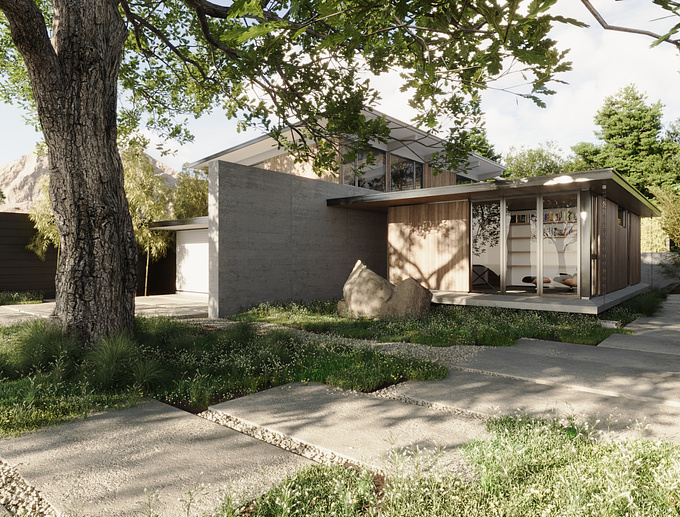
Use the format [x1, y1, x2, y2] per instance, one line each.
[27, 176, 60, 262]
[571, 85, 680, 196]
[649, 184, 680, 280]
[173, 168, 209, 220]
[504, 141, 565, 178]
[28, 150, 173, 296]
[122, 145, 172, 296]
[503, 141, 585, 178]
[0, 189, 5, 204]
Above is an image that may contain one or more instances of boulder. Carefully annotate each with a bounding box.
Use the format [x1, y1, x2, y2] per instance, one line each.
[338, 260, 432, 319]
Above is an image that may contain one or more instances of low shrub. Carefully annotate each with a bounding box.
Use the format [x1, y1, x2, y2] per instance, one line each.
[0, 318, 446, 435]
[0, 291, 43, 305]
[236, 289, 668, 347]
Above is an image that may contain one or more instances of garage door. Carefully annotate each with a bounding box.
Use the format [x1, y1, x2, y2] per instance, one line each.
[176, 229, 209, 294]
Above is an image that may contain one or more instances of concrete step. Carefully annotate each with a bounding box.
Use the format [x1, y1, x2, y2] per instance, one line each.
[599, 333, 680, 355]
[506, 339, 680, 371]
[209, 382, 489, 474]
[382, 369, 680, 444]
[454, 339, 680, 406]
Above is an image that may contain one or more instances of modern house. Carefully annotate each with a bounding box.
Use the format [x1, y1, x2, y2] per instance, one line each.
[152, 112, 657, 318]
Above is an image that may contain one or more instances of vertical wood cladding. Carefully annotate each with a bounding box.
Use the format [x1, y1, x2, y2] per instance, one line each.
[0, 212, 175, 299]
[423, 164, 457, 188]
[0, 212, 57, 297]
[388, 201, 469, 291]
[628, 212, 641, 285]
[596, 197, 639, 294]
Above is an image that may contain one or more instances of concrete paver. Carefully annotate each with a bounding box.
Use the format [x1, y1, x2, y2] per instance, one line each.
[210, 383, 488, 473]
[0, 401, 311, 516]
[452, 339, 680, 405]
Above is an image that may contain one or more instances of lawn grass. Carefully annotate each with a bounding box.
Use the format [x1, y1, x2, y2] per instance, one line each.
[0, 291, 43, 305]
[223, 415, 680, 516]
[233, 301, 627, 347]
[0, 318, 446, 436]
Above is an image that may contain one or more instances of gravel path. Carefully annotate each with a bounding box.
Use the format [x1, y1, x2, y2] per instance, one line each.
[0, 318, 486, 516]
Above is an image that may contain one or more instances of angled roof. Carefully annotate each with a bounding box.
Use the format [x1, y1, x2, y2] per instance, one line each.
[188, 110, 505, 182]
[327, 169, 659, 218]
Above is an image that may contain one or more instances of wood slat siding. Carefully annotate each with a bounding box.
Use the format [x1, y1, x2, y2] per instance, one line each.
[423, 164, 457, 188]
[0, 213, 175, 298]
[597, 198, 634, 294]
[388, 200, 469, 291]
[628, 212, 641, 285]
[0, 212, 57, 297]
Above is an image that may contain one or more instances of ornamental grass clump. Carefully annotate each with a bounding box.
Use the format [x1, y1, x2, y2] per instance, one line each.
[0, 317, 445, 435]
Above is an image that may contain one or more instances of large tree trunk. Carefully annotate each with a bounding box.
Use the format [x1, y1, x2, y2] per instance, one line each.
[1, 0, 137, 342]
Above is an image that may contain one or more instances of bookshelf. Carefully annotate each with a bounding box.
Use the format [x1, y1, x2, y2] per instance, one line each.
[507, 209, 578, 286]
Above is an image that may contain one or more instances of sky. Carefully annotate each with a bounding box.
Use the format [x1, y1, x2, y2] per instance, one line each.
[0, 0, 679, 171]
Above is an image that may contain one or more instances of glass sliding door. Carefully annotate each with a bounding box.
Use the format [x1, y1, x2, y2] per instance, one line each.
[505, 197, 539, 294]
[471, 200, 502, 293]
[542, 193, 579, 297]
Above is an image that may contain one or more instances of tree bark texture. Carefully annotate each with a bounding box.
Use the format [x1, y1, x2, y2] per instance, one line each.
[0, 0, 138, 342]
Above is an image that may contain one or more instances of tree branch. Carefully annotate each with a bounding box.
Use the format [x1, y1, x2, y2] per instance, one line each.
[580, 0, 680, 49]
[121, 0, 212, 82]
[0, 0, 59, 83]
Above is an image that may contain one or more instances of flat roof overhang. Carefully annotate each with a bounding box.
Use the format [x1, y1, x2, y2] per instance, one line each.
[150, 216, 208, 231]
[188, 110, 505, 182]
[326, 169, 659, 218]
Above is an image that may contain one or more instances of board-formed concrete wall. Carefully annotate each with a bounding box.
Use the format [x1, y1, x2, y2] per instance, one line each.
[642, 252, 680, 291]
[209, 161, 387, 317]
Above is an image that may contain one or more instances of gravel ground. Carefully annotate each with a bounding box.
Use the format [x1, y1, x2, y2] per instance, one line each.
[0, 318, 486, 516]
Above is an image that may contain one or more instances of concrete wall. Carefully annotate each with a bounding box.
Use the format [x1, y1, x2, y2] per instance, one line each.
[209, 161, 387, 317]
[642, 252, 680, 291]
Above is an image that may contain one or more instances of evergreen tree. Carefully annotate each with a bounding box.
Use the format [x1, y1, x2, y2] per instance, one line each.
[572, 85, 680, 196]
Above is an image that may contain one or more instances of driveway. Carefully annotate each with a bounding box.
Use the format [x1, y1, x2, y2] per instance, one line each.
[0, 293, 208, 326]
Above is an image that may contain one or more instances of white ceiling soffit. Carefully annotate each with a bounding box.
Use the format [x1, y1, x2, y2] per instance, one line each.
[188, 110, 505, 181]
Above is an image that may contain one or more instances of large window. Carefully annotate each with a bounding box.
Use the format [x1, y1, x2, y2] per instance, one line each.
[505, 197, 538, 294]
[471, 200, 502, 293]
[390, 155, 424, 191]
[542, 193, 578, 297]
[342, 148, 386, 192]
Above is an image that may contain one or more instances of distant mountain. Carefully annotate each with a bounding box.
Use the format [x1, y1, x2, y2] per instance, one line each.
[0, 150, 180, 213]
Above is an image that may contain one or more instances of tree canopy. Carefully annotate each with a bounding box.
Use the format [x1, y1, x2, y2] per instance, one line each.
[571, 85, 680, 197]
[503, 141, 584, 178]
[173, 168, 208, 220]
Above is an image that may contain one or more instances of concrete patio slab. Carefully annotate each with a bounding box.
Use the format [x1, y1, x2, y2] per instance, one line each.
[0, 400, 310, 516]
[452, 339, 680, 406]
[210, 382, 488, 474]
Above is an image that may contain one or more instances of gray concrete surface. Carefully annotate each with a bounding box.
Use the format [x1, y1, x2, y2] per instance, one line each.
[599, 295, 680, 353]
[1, 401, 311, 516]
[211, 383, 488, 473]
[209, 161, 387, 318]
[0, 294, 209, 326]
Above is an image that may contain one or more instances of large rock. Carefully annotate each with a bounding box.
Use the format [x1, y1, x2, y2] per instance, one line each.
[338, 260, 432, 319]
